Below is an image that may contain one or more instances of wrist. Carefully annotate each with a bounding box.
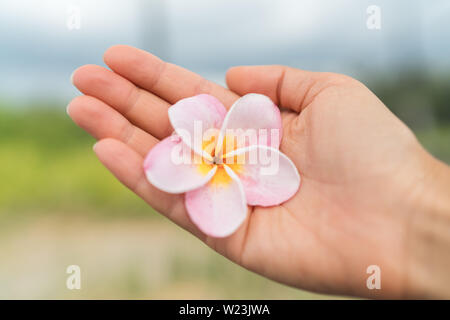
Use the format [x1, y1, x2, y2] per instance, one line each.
[405, 150, 450, 298]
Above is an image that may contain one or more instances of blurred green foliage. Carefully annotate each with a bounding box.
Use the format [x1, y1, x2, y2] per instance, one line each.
[0, 102, 153, 221]
[369, 73, 450, 162]
[370, 73, 450, 130]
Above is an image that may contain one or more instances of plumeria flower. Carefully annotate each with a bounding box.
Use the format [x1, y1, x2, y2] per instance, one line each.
[143, 93, 301, 237]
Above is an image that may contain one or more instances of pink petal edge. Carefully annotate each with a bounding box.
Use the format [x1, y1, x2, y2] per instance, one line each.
[168, 94, 227, 161]
[225, 145, 300, 206]
[185, 165, 248, 238]
[144, 136, 217, 194]
[215, 93, 282, 156]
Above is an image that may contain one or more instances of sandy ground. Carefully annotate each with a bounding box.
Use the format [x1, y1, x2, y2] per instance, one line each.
[0, 215, 334, 299]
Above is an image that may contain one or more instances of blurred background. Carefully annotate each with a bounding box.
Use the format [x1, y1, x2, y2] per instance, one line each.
[0, 0, 449, 299]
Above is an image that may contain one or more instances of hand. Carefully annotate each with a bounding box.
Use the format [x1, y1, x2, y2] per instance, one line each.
[68, 45, 450, 299]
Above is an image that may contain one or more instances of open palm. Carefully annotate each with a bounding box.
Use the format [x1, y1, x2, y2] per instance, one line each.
[69, 45, 426, 298]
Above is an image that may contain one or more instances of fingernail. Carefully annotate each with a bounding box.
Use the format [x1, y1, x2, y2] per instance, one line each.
[70, 70, 75, 85]
[66, 103, 71, 116]
[93, 142, 98, 152]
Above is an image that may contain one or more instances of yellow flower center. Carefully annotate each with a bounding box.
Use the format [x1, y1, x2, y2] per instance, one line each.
[196, 133, 243, 186]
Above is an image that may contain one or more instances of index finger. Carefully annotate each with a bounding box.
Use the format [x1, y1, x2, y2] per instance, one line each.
[103, 45, 239, 108]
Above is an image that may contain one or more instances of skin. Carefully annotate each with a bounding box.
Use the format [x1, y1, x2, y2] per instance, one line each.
[68, 45, 450, 299]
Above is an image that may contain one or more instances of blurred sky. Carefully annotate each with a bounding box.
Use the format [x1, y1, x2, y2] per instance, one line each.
[0, 0, 449, 104]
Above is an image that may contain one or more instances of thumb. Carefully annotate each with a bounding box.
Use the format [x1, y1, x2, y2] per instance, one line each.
[226, 65, 347, 112]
